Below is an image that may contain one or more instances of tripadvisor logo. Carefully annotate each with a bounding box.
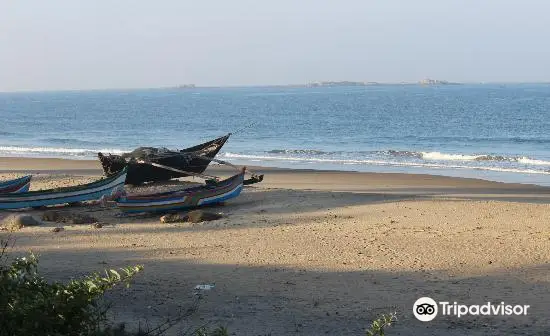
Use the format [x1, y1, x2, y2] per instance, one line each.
[413, 297, 530, 322]
[413, 297, 438, 322]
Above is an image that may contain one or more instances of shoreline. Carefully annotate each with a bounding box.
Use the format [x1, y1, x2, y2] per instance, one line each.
[1, 155, 550, 189]
[1, 156, 550, 204]
[2, 149, 550, 187]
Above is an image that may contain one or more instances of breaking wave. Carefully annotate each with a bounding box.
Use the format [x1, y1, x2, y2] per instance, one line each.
[262, 149, 550, 166]
[386, 150, 423, 158]
[221, 152, 550, 175]
[517, 157, 550, 166]
[420, 152, 483, 161]
[383, 150, 550, 165]
[419, 152, 550, 165]
[267, 149, 334, 155]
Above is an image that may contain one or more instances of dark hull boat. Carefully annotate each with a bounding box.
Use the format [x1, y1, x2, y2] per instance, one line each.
[98, 134, 230, 185]
[0, 175, 31, 193]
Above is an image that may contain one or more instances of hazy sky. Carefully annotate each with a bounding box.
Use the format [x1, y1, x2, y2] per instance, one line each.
[1, 0, 549, 91]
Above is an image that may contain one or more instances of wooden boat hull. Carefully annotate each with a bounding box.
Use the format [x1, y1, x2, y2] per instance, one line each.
[0, 169, 127, 210]
[98, 134, 230, 185]
[116, 172, 244, 213]
[0, 175, 31, 193]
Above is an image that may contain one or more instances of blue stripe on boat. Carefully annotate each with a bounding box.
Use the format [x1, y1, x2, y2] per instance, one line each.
[13, 182, 30, 193]
[116, 172, 244, 213]
[0, 169, 127, 209]
[0, 175, 30, 188]
[198, 184, 243, 206]
[0, 175, 32, 193]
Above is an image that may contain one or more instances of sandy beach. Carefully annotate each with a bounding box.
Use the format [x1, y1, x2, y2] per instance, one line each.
[1, 157, 550, 335]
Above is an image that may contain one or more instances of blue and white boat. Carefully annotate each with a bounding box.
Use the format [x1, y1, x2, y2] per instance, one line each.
[0, 168, 127, 210]
[0, 175, 31, 193]
[116, 171, 244, 213]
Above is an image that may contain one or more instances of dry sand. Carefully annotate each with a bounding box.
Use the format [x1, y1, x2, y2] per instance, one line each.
[1, 157, 550, 335]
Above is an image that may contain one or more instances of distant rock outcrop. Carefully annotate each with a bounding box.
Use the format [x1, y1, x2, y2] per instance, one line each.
[175, 84, 196, 89]
[418, 78, 460, 85]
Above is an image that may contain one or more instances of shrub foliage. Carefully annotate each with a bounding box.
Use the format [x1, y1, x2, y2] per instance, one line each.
[0, 244, 142, 336]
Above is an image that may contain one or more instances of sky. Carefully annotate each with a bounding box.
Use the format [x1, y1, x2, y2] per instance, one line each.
[1, 0, 549, 91]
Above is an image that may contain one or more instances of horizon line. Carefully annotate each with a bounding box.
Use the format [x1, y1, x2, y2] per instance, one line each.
[2, 80, 550, 94]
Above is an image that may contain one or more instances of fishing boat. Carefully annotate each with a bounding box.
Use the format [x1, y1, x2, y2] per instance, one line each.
[98, 134, 230, 185]
[0, 175, 31, 193]
[0, 168, 127, 210]
[116, 170, 244, 213]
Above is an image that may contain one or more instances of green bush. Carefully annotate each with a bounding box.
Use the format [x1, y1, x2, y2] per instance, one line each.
[365, 312, 397, 336]
[0, 238, 393, 336]
[0, 247, 142, 336]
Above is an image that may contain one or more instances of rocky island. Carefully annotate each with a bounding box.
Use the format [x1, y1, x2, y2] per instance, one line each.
[418, 78, 461, 85]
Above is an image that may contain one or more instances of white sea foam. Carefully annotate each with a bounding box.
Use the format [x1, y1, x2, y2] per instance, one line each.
[517, 157, 550, 166]
[421, 152, 482, 161]
[264, 148, 550, 166]
[0, 146, 126, 157]
[221, 152, 550, 175]
[417, 151, 550, 165]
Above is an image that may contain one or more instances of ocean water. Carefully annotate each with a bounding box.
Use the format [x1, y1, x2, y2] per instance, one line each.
[1, 84, 549, 185]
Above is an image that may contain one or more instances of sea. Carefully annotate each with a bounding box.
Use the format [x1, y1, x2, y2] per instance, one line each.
[1, 84, 549, 186]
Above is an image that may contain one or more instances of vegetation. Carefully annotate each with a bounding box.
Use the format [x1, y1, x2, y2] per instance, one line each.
[0, 237, 142, 335]
[365, 312, 397, 336]
[0, 237, 396, 335]
[0, 237, 231, 336]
